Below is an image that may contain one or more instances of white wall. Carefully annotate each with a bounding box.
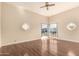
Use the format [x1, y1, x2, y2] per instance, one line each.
[0, 3, 1, 47]
[1, 2, 79, 46]
[50, 7, 79, 42]
[1, 3, 47, 46]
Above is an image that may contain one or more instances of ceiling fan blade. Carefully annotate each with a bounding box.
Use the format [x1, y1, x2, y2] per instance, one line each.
[48, 4, 55, 6]
[40, 6, 46, 8]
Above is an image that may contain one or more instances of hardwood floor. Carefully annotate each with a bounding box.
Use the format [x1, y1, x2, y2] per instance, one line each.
[49, 39, 79, 56]
[0, 39, 79, 56]
[0, 39, 42, 56]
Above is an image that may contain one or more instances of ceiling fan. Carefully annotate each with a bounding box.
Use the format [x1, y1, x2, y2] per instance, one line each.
[40, 2, 55, 10]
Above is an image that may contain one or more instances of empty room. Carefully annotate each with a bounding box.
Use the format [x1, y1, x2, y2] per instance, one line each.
[0, 2, 79, 56]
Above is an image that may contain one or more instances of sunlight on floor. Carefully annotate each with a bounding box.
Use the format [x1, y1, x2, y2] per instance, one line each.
[68, 50, 75, 56]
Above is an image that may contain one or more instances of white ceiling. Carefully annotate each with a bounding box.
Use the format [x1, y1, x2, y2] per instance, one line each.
[8, 2, 79, 16]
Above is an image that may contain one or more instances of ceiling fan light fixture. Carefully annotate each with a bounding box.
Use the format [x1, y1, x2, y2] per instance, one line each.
[40, 2, 55, 10]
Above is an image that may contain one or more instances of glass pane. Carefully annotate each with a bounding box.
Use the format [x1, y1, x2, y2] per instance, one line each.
[41, 24, 48, 36]
[49, 24, 57, 35]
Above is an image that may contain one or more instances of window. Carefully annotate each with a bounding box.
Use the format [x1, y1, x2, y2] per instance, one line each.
[41, 23, 58, 37]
